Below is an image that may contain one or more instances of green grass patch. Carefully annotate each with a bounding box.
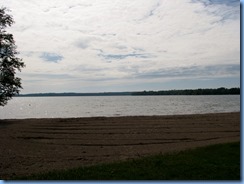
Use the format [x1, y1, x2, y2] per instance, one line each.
[17, 142, 240, 180]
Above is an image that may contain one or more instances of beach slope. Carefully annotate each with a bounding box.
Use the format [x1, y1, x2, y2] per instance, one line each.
[0, 112, 240, 179]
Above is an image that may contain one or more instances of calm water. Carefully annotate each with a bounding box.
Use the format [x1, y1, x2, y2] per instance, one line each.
[0, 95, 240, 119]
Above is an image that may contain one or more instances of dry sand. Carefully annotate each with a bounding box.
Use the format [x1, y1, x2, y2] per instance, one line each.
[0, 112, 240, 179]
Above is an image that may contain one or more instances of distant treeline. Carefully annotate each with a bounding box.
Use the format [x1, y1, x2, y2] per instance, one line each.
[131, 87, 240, 96]
[17, 87, 240, 97]
[18, 92, 132, 97]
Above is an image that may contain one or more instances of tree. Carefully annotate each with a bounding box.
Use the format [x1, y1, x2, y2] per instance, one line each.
[0, 7, 24, 106]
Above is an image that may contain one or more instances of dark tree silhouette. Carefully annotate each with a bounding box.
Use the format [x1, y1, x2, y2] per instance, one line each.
[132, 87, 240, 96]
[0, 7, 24, 106]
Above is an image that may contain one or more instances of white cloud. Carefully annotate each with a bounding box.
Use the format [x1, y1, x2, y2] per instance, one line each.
[2, 0, 240, 93]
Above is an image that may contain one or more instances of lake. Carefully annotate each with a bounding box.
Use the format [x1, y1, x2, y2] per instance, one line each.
[0, 95, 240, 119]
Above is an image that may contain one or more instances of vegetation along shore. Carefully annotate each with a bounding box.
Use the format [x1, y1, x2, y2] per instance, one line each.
[17, 87, 240, 97]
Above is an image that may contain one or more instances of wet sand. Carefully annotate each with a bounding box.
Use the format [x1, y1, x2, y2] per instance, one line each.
[0, 112, 240, 179]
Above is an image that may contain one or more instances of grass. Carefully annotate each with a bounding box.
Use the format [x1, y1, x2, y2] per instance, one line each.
[16, 142, 240, 180]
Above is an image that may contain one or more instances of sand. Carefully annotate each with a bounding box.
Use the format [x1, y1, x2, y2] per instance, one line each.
[0, 112, 240, 179]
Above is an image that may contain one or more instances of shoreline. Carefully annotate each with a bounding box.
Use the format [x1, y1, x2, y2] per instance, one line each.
[0, 112, 240, 179]
[0, 111, 240, 121]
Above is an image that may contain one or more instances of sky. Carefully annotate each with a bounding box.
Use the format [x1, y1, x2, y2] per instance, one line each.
[1, 0, 240, 94]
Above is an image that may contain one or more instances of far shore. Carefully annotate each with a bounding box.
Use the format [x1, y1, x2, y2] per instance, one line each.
[0, 112, 240, 179]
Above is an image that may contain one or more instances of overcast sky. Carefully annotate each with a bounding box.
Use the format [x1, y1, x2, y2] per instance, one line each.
[2, 0, 240, 93]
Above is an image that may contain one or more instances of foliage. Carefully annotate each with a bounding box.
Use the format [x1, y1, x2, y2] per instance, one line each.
[132, 87, 240, 96]
[16, 87, 240, 97]
[17, 142, 240, 180]
[0, 7, 24, 106]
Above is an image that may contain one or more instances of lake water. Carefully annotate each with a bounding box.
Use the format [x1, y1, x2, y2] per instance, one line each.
[0, 95, 240, 119]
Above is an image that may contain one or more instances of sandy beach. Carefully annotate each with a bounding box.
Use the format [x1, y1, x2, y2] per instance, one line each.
[0, 112, 240, 179]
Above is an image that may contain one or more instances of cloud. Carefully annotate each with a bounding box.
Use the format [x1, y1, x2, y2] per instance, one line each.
[191, 0, 239, 23]
[40, 52, 63, 63]
[135, 64, 240, 79]
[75, 40, 89, 49]
[2, 0, 240, 93]
[191, 0, 239, 7]
[98, 52, 155, 60]
[74, 36, 100, 49]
